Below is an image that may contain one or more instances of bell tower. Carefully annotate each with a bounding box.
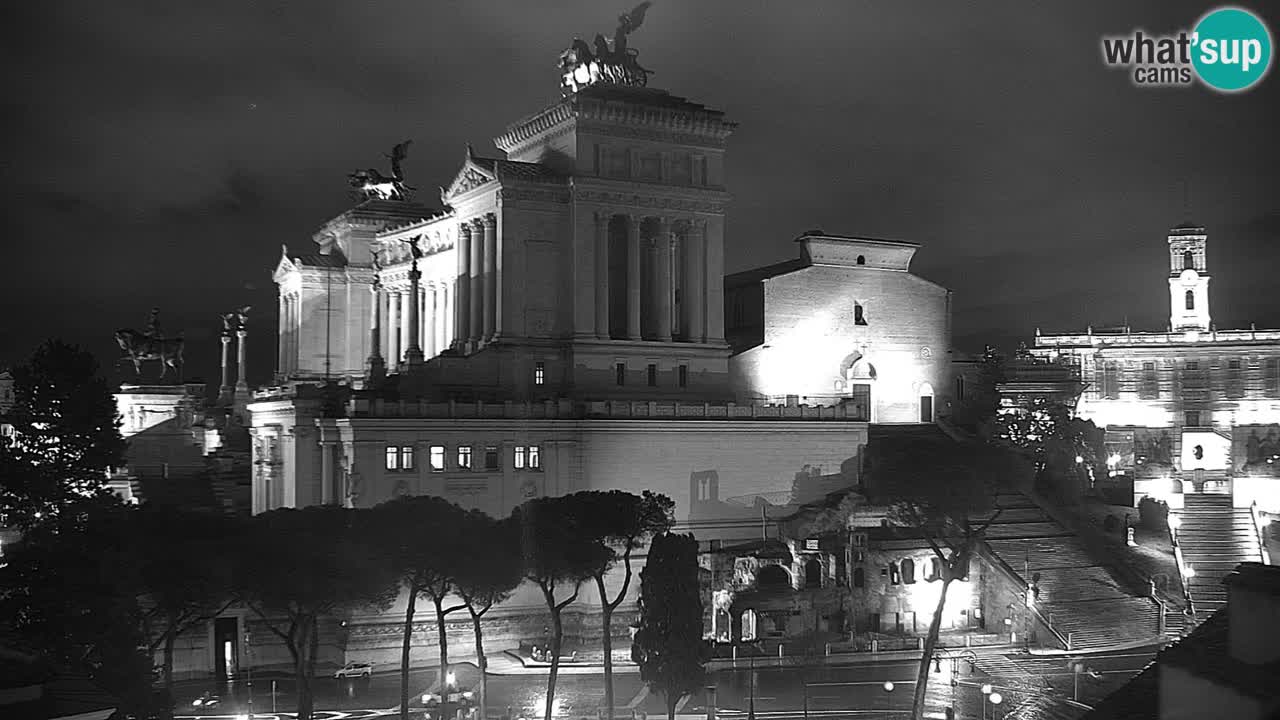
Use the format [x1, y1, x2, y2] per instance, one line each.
[1168, 224, 1210, 332]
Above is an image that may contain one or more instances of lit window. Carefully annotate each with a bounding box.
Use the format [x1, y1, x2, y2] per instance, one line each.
[901, 558, 916, 584]
[515, 446, 526, 469]
[385, 446, 399, 471]
[804, 538, 820, 551]
[457, 446, 472, 470]
[1228, 359, 1241, 370]
[616, 363, 626, 386]
[1185, 290, 1195, 310]
[399, 446, 414, 471]
[678, 364, 688, 388]
[647, 364, 657, 387]
[484, 446, 499, 470]
[429, 446, 445, 471]
[534, 361, 545, 386]
[854, 303, 867, 326]
[889, 562, 901, 585]
[528, 445, 541, 470]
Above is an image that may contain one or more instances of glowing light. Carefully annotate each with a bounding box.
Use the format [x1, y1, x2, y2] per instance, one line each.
[1075, 455, 1084, 464]
[1184, 564, 1196, 578]
[981, 684, 993, 695]
[990, 693, 1003, 705]
[1168, 514, 1182, 530]
[883, 681, 895, 692]
[1108, 453, 1121, 466]
[446, 671, 456, 686]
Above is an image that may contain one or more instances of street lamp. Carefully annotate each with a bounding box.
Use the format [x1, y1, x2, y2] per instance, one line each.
[243, 631, 253, 720]
[989, 692, 1003, 719]
[747, 654, 755, 720]
[981, 683, 992, 720]
[882, 681, 894, 718]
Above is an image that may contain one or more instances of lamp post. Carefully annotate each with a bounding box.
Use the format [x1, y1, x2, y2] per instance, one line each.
[746, 653, 756, 720]
[981, 683, 992, 720]
[244, 630, 253, 720]
[989, 692, 1003, 719]
[882, 681, 894, 718]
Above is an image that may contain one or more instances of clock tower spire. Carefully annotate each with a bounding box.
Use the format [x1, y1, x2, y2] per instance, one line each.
[1168, 223, 1210, 332]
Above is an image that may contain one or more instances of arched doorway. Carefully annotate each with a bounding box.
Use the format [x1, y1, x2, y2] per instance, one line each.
[804, 558, 822, 588]
[918, 382, 935, 423]
[839, 352, 876, 421]
[757, 564, 791, 591]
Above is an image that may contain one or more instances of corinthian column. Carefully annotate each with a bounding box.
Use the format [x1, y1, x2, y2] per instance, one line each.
[366, 282, 385, 383]
[627, 214, 642, 340]
[594, 211, 610, 338]
[470, 218, 484, 346]
[656, 217, 673, 342]
[405, 259, 424, 367]
[483, 214, 498, 341]
[235, 328, 249, 391]
[454, 224, 471, 350]
[388, 290, 401, 364]
[399, 288, 412, 364]
[219, 331, 233, 405]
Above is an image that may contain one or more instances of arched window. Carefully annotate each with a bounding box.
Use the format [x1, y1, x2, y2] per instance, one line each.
[853, 567, 865, 588]
[804, 558, 822, 589]
[854, 304, 867, 326]
[889, 562, 901, 585]
[856, 255, 866, 265]
[901, 558, 916, 584]
[1186, 290, 1195, 310]
[757, 565, 790, 591]
[929, 557, 942, 582]
[1183, 250, 1194, 270]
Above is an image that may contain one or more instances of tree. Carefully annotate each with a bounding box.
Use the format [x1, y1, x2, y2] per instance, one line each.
[572, 490, 674, 720]
[872, 435, 1026, 720]
[130, 505, 236, 710]
[951, 345, 1004, 435]
[513, 496, 608, 720]
[0, 340, 126, 529]
[995, 396, 1101, 503]
[234, 506, 399, 720]
[454, 512, 523, 720]
[631, 532, 707, 720]
[371, 496, 471, 720]
[0, 494, 158, 716]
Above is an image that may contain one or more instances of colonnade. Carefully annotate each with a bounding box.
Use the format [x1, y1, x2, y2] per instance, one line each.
[278, 292, 300, 374]
[378, 280, 454, 365]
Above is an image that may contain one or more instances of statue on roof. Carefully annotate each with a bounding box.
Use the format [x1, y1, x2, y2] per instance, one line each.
[559, 2, 654, 95]
[116, 307, 185, 381]
[348, 140, 414, 201]
[404, 235, 424, 260]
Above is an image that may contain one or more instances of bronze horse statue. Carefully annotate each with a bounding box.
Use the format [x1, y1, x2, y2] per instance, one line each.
[115, 328, 185, 380]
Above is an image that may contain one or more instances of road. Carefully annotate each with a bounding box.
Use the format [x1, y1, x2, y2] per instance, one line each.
[176, 646, 1157, 720]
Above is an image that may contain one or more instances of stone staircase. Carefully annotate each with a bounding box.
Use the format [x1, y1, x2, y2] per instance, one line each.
[1176, 493, 1263, 620]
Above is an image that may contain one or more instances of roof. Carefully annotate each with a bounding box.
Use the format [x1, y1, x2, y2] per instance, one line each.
[1157, 608, 1280, 702]
[470, 155, 566, 184]
[295, 248, 348, 268]
[1081, 662, 1158, 719]
[724, 258, 807, 288]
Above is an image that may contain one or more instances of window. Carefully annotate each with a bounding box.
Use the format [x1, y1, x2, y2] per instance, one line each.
[1102, 362, 1119, 399]
[804, 538, 820, 551]
[1228, 359, 1241, 370]
[1185, 411, 1201, 428]
[1140, 362, 1159, 399]
[856, 255, 866, 265]
[514, 445, 542, 470]
[889, 562, 901, 585]
[1266, 358, 1280, 397]
[853, 567, 865, 588]
[678, 364, 688, 388]
[457, 446, 472, 470]
[929, 557, 942, 582]
[854, 303, 867, 326]
[852, 532, 867, 548]
[1226, 358, 1244, 398]
[616, 362, 626, 386]
[484, 446, 499, 470]
[901, 558, 916, 584]
[1186, 290, 1195, 310]
[429, 446, 445, 471]
[534, 361, 545, 386]
[386, 445, 413, 471]
[955, 376, 966, 401]
[647, 363, 657, 387]
[1186, 361, 1199, 371]
[1183, 250, 1194, 270]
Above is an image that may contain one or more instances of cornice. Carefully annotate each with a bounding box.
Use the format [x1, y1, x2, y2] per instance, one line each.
[573, 186, 729, 215]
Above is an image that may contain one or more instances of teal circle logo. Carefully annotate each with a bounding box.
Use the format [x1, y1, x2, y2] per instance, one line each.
[1192, 7, 1272, 92]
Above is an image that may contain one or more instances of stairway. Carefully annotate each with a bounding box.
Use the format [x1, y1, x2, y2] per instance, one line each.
[1177, 493, 1263, 619]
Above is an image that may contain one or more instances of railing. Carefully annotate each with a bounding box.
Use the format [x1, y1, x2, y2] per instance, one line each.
[1169, 516, 1197, 624]
[343, 397, 873, 421]
[973, 542, 1071, 650]
[1251, 501, 1271, 566]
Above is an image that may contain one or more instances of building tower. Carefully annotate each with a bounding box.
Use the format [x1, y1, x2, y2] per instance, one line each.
[1168, 224, 1211, 332]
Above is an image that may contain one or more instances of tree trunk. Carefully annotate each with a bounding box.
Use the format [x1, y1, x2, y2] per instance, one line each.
[306, 616, 320, 719]
[293, 619, 313, 720]
[401, 588, 418, 720]
[470, 608, 488, 720]
[434, 596, 454, 720]
[596, 575, 615, 720]
[162, 614, 177, 710]
[911, 576, 954, 720]
[666, 691, 677, 720]
[543, 586, 564, 720]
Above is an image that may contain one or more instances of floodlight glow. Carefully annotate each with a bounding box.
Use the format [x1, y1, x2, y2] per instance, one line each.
[882, 681, 895, 692]
[981, 684, 993, 695]
[1168, 515, 1182, 530]
[990, 693, 1003, 705]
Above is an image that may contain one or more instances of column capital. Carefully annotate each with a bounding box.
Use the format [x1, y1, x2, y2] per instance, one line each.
[236, 328, 248, 339]
[482, 212, 497, 229]
[594, 209, 613, 226]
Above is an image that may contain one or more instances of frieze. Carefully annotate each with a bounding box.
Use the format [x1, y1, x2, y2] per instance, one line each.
[574, 189, 727, 214]
[576, 119, 731, 148]
[498, 188, 571, 205]
[445, 480, 487, 496]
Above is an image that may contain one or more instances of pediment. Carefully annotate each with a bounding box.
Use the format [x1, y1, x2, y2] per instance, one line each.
[443, 148, 497, 202]
[272, 245, 299, 283]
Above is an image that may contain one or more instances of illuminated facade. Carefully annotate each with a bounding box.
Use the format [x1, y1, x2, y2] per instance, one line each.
[726, 234, 953, 423]
[1032, 224, 1280, 511]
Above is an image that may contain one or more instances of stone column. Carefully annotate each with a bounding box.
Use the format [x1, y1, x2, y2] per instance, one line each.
[399, 288, 413, 365]
[367, 283, 385, 383]
[594, 211, 610, 338]
[425, 284, 437, 358]
[627, 214, 642, 340]
[656, 217, 673, 342]
[220, 332, 233, 404]
[235, 328, 249, 391]
[276, 296, 286, 378]
[320, 440, 335, 505]
[688, 220, 707, 342]
[483, 214, 497, 341]
[706, 218, 725, 342]
[470, 219, 484, 346]
[405, 260, 424, 366]
[455, 224, 471, 350]
[388, 290, 401, 365]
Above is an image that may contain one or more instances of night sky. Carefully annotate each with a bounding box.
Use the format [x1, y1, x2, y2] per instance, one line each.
[3, 1, 1277, 388]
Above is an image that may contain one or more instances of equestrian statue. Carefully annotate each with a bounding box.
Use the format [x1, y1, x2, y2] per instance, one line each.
[559, 2, 654, 95]
[115, 307, 185, 381]
[348, 140, 414, 201]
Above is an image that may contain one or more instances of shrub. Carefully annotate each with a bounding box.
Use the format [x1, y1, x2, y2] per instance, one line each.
[1138, 497, 1169, 531]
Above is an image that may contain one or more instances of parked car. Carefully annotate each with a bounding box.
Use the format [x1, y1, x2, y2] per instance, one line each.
[335, 661, 374, 679]
[190, 692, 220, 708]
